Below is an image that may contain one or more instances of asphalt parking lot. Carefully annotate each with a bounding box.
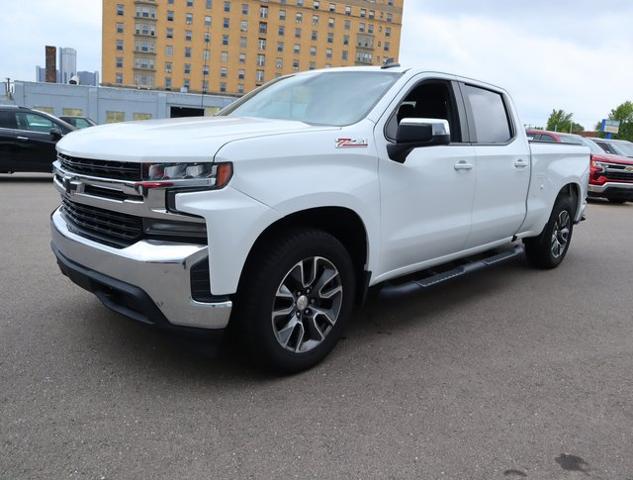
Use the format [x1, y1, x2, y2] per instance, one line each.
[2, 173, 633, 480]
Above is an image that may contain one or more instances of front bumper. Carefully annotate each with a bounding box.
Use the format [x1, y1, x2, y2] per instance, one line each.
[51, 208, 232, 330]
[588, 182, 633, 201]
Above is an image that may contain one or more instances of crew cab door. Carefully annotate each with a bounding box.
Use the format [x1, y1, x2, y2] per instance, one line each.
[375, 78, 476, 276]
[14, 111, 62, 172]
[459, 83, 531, 247]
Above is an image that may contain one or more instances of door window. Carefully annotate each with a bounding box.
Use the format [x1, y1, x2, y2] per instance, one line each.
[16, 112, 55, 133]
[386, 80, 463, 143]
[0, 111, 17, 129]
[462, 85, 512, 144]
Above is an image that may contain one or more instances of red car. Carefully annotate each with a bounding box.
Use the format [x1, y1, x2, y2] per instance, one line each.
[527, 129, 633, 204]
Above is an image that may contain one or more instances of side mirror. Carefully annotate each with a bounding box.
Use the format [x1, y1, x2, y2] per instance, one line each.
[50, 127, 63, 140]
[387, 118, 451, 163]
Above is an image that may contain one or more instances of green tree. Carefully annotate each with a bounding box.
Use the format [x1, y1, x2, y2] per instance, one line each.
[594, 101, 633, 140]
[546, 109, 583, 134]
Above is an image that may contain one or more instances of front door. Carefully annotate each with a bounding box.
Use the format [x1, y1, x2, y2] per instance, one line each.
[376, 78, 477, 277]
[15, 111, 59, 172]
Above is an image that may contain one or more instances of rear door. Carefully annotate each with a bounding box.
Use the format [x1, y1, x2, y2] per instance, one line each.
[14, 111, 59, 172]
[460, 83, 531, 248]
[0, 110, 24, 172]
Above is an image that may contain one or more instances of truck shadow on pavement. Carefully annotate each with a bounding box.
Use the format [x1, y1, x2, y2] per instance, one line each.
[0, 174, 53, 183]
[68, 256, 530, 383]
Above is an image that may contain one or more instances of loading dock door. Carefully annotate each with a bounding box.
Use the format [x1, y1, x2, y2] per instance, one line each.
[170, 106, 205, 118]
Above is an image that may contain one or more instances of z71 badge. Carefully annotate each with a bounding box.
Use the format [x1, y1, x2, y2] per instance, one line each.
[336, 138, 369, 148]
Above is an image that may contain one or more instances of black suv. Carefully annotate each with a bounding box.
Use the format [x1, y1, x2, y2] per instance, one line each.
[0, 105, 75, 173]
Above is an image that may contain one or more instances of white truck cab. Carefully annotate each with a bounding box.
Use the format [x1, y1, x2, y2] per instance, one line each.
[51, 66, 589, 372]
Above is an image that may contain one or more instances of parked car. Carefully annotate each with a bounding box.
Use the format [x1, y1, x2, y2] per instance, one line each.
[50, 66, 589, 372]
[0, 105, 75, 173]
[590, 137, 633, 159]
[526, 129, 585, 145]
[59, 116, 97, 129]
[529, 129, 633, 204]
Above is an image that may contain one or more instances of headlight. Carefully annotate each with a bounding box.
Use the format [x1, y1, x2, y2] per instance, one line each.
[141, 162, 233, 188]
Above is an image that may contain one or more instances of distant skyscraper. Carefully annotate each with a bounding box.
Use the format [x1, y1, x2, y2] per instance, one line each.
[78, 71, 100, 86]
[59, 47, 77, 84]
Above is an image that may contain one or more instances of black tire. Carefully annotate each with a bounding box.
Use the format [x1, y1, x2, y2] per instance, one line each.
[608, 198, 626, 204]
[233, 228, 356, 374]
[524, 194, 575, 269]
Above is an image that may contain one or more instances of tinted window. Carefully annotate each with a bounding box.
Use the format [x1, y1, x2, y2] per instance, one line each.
[463, 85, 512, 144]
[0, 111, 17, 129]
[594, 141, 617, 155]
[16, 112, 54, 133]
[558, 134, 584, 145]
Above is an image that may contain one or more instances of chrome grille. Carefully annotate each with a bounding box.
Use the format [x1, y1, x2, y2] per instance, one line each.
[58, 153, 142, 181]
[61, 197, 143, 248]
[605, 166, 633, 182]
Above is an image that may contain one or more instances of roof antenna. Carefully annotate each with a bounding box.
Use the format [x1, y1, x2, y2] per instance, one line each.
[381, 58, 400, 69]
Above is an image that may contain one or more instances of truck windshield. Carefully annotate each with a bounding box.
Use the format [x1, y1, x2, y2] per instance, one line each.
[220, 71, 402, 126]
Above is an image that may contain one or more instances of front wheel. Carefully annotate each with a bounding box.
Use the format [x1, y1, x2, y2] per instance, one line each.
[234, 229, 355, 373]
[524, 194, 575, 269]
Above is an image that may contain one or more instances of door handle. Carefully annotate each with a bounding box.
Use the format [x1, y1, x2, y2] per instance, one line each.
[17, 136, 29, 141]
[454, 160, 473, 171]
[514, 159, 529, 169]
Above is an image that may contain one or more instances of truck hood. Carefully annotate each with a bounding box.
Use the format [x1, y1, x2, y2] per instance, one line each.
[56, 116, 338, 163]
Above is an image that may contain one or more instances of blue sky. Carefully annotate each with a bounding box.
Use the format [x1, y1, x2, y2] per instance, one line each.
[1, 0, 631, 129]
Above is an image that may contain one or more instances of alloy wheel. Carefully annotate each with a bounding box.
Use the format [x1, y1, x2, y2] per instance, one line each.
[551, 210, 571, 259]
[271, 256, 343, 353]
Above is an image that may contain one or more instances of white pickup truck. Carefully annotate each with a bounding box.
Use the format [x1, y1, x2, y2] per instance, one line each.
[51, 66, 589, 372]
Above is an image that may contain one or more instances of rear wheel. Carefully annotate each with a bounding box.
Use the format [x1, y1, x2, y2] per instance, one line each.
[234, 229, 355, 373]
[524, 194, 575, 269]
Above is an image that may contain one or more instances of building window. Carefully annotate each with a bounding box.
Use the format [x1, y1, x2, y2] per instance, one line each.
[292, 60, 299, 70]
[360, 8, 366, 17]
[186, 13, 193, 24]
[223, 1, 230, 12]
[256, 70, 265, 82]
[204, 32, 210, 43]
[359, 23, 365, 33]
[106, 111, 125, 123]
[329, 3, 336, 12]
[220, 82, 227, 92]
[313, 1, 320, 9]
[310, 46, 317, 56]
[277, 41, 284, 52]
[328, 17, 334, 27]
[166, 27, 173, 38]
[183, 79, 190, 89]
[279, 9, 286, 20]
[116, 23, 124, 34]
[327, 32, 333, 43]
[368, 24, 374, 34]
[238, 69, 245, 80]
[165, 77, 172, 89]
[184, 63, 191, 74]
[275, 58, 283, 69]
[185, 30, 192, 41]
[165, 62, 172, 73]
[278, 25, 285, 36]
[258, 38, 267, 50]
[342, 50, 348, 60]
[293, 43, 300, 54]
[165, 45, 173, 56]
[205, 16, 212, 26]
[240, 20, 248, 32]
[241, 3, 249, 14]
[116, 4, 124, 15]
[239, 53, 246, 63]
[240, 36, 248, 48]
[295, 27, 301, 38]
[115, 73, 123, 84]
[220, 67, 227, 78]
[185, 47, 192, 57]
[296, 12, 303, 23]
[206, 0, 212, 8]
[312, 15, 319, 25]
[220, 51, 228, 62]
[238, 84, 244, 94]
[222, 34, 229, 45]
[344, 19, 350, 30]
[223, 17, 230, 28]
[386, 13, 393, 23]
[343, 34, 349, 45]
[167, 10, 174, 21]
[385, 27, 392, 37]
[259, 22, 268, 34]
[311, 30, 318, 41]
[368, 10, 375, 19]
[326, 48, 332, 59]
[384, 41, 391, 52]
[133, 113, 153, 121]
[344, 5, 351, 15]
[187, 0, 194, 7]
[257, 54, 265, 66]
[296, 0, 304, 6]
[116, 39, 124, 51]
[116, 57, 123, 68]
[260, 6, 268, 18]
